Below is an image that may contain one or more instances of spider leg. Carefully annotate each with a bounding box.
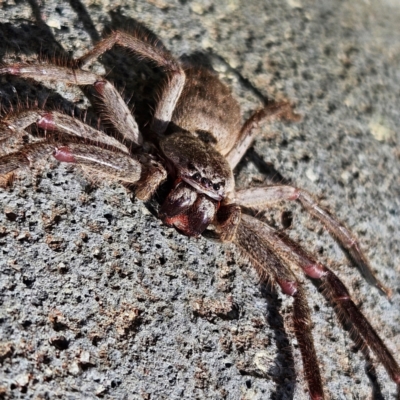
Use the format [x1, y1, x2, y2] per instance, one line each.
[236, 216, 324, 400]
[0, 65, 141, 145]
[240, 214, 400, 386]
[35, 114, 166, 198]
[35, 110, 130, 153]
[226, 102, 300, 169]
[236, 185, 390, 297]
[2, 109, 43, 131]
[0, 142, 57, 175]
[2, 109, 130, 154]
[0, 110, 61, 156]
[214, 203, 242, 242]
[91, 80, 142, 146]
[0, 110, 40, 155]
[0, 141, 137, 179]
[0, 128, 22, 156]
[77, 30, 186, 137]
[0, 141, 166, 201]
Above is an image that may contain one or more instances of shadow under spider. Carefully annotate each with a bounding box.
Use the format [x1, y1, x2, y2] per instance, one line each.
[260, 283, 296, 400]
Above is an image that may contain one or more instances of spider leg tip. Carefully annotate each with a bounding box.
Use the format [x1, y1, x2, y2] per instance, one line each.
[378, 283, 392, 299]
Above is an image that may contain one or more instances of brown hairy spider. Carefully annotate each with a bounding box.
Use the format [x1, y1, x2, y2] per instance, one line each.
[0, 29, 399, 399]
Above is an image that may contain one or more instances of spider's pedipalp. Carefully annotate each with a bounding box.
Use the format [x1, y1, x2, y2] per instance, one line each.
[51, 142, 142, 183]
[51, 142, 167, 197]
[215, 203, 242, 242]
[0, 134, 166, 196]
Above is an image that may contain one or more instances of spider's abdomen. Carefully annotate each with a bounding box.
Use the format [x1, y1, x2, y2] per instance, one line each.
[171, 67, 242, 156]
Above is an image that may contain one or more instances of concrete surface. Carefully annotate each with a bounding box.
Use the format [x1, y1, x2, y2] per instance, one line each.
[0, 0, 399, 399]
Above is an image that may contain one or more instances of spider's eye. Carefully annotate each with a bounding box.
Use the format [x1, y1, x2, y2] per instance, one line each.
[192, 172, 201, 181]
[213, 183, 220, 191]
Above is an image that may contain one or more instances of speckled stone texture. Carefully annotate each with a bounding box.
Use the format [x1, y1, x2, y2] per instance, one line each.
[0, 1, 399, 399]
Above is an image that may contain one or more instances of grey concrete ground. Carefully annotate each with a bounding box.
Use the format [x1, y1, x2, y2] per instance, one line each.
[0, 0, 399, 399]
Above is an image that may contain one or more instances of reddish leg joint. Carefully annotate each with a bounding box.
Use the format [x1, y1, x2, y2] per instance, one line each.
[94, 80, 106, 94]
[0, 65, 21, 75]
[278, 279, 298, 296]
[303, 263, 326, 279]
[289, 187, 301, 201]
[53, 146, 76, 163]
[37, 113, 56, 131]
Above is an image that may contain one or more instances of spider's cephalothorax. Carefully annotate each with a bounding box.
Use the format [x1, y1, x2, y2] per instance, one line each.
[158, 129, 234, 237]
[0, 29, 399, 399]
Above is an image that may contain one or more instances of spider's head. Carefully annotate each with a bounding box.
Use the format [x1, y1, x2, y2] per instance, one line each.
[159, 132, 234, 237]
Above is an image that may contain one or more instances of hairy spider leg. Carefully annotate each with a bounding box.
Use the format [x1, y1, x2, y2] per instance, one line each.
[77, 30, 186, 137]
[0, 110, 43, 156]
[214, 202, 242, 242]
[3, 110, 130, 154]
[0, 125, 166, 200]
[236, 186, 390, 296]
[226, 101, 300, 170]
[0, 64, 141, 145]
[236, 215, 324, 400]
[240, 214, 400, 388]
[0, 141, 139, 181]
[1, 27, 397, 398]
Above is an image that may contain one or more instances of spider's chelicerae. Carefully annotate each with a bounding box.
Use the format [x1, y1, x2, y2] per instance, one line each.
[0, 29, 399, 399]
